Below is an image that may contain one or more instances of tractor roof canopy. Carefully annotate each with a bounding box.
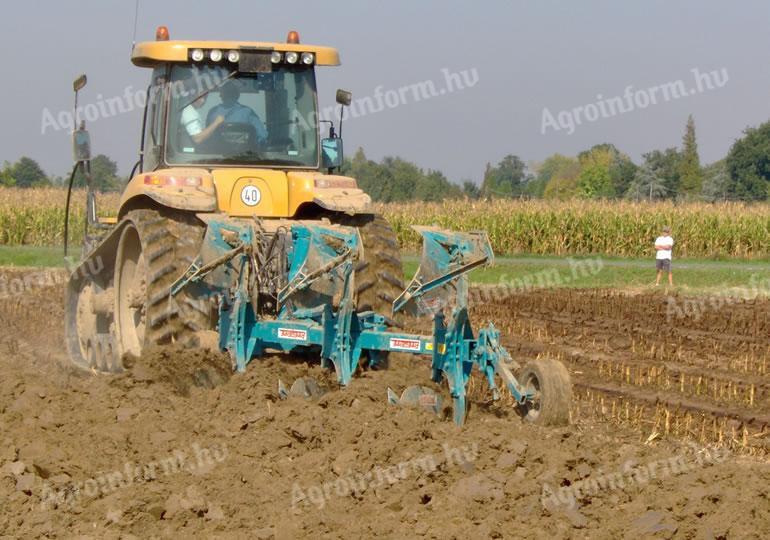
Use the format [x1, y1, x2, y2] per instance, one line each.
[131, 40, 340, 68]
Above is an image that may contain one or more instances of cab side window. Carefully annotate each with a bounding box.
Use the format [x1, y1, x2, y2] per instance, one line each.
[141, 68, 167, 172]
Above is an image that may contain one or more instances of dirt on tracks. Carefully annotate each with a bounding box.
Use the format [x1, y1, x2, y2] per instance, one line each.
[0, 267, 768, 538]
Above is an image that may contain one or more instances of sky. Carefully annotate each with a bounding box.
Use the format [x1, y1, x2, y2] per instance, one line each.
[2, 0, 769, 183]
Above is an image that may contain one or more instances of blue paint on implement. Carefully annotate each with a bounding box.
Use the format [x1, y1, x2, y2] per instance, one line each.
[171, 222, 536, 425]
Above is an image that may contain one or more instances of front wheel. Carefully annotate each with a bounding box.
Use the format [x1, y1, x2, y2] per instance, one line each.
[518, 359, 572, 426]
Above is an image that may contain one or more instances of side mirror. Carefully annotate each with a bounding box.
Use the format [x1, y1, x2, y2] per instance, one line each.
[321, 137, 343, 169]
[73, 126, 91, 162]
[336, 89, 352, 106]
[72, 74, 90, 162]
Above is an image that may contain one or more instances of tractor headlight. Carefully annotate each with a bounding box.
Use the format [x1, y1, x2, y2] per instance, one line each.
[270, 51, 283, 64]
[301, 52, 315, 65]
[285, 51, 299, 64]
[209, 49, 223, 62]
[191, 48, 205, 62]
[227, 50, 240, 63]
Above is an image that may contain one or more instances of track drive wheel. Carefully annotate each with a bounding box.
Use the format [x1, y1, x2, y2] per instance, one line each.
[334, 213, 404, 368]
[339, 214, 404, 314]
[114, 209, 211, 358]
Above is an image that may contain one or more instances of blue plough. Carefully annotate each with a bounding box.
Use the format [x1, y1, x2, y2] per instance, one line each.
[170, 220, 569, 426]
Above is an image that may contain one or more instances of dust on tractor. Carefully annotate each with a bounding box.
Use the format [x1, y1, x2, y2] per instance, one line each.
[63, 27, 571, 426]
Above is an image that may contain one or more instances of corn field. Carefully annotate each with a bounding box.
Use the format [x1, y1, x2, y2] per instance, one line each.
[0, 187, 120, 246]
[1, 188, 769, 258]
[379, 199, 770, 258]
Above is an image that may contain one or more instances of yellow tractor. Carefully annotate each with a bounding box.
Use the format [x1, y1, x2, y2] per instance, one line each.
[64, 27, 404, 371]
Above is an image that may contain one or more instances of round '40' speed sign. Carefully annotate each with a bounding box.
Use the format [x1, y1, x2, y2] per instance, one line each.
[241, 185, 261, 206]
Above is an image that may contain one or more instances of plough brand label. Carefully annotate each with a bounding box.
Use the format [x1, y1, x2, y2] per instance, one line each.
[278, 328, 308, 341]
[389, 338, 421, 351]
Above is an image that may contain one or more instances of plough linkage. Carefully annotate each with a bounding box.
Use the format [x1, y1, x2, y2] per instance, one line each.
[171, 221, 567, 426]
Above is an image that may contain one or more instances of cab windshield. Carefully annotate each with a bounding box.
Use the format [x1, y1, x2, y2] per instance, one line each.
[166, 65, 319, 168]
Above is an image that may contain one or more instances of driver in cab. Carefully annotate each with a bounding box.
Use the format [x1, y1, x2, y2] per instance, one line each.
[206, 81, 268, 144]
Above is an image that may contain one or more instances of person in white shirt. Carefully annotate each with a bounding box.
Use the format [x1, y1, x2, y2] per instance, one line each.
[654, 226, 674, 287]
[181, 90, 224, 145]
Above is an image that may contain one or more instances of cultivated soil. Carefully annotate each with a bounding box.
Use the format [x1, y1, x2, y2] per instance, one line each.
[0, 267, 768, 539]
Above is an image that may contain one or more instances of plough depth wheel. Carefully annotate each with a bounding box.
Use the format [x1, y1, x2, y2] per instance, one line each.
[518, 359, 572, 426]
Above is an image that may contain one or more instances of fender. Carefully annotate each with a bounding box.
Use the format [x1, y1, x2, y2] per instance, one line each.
[312, 188, 372, 215]
[118, 168, 218, 219]
[121, 185, 218, 215]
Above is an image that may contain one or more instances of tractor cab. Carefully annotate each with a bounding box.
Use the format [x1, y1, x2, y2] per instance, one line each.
[117, 27, 360, 221]
[132, 28, 344, 174]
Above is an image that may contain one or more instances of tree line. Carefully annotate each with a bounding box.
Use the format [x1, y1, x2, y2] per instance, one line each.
[4, 114, 770, 201]
[0, 154, 122, 191]
[349, 115, 770, 203]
